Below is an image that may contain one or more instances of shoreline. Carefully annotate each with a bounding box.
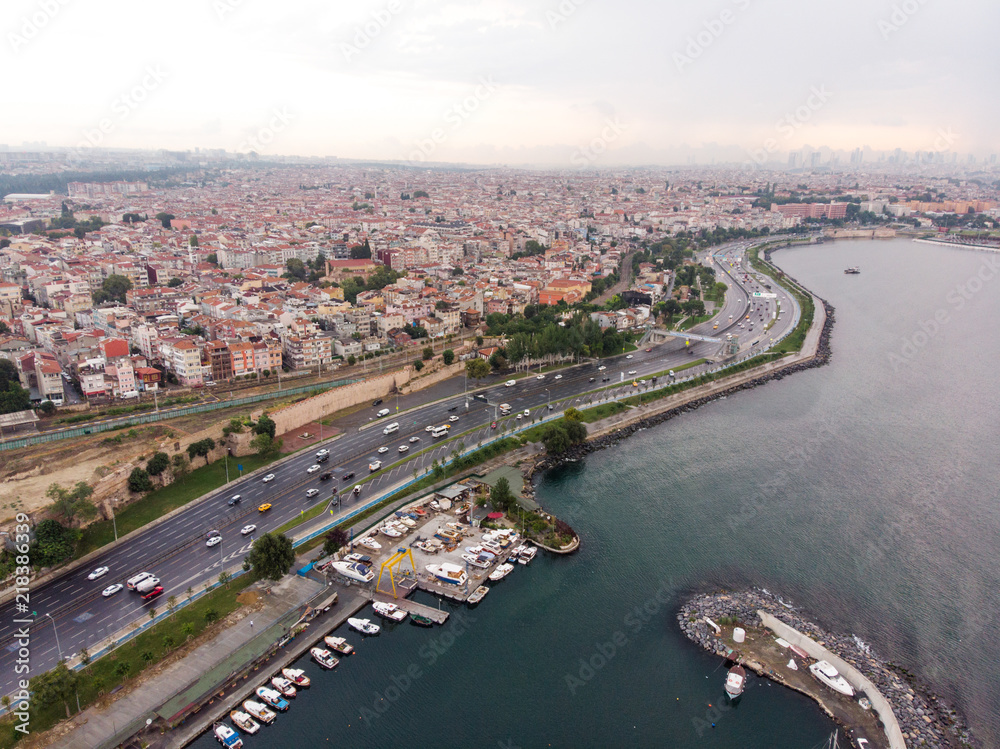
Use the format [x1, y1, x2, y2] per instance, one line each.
[676, 589, 976, 749]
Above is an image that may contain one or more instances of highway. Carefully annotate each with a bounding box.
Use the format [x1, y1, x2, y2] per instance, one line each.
[4, 239, 800, 696]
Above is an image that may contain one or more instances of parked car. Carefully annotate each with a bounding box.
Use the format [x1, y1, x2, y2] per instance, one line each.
[372, 398, 383, 406]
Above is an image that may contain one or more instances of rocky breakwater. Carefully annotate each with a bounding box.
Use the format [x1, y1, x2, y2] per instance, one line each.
[678, 589, 976, 748]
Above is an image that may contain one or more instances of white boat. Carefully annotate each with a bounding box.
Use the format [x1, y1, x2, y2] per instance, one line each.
[241, 700, 276, 725]
[348, 617, 381, 635]
[380, 524, 402, 538]
[229, 710, 260, 735]
[332, 561, 375, 583]
[214, 722, 243, 748]
[372, 601, 408, 622]
[255, 686, 289, 711]
[396, 516, 416, 527]
[461, 553, 491, 569]
[517, 546, 538, 565]
[467, 585, 489, 605]
[510, 544, 526, 558]
[724, 664, 746, 698]
[809, 660, 855, 697]
[270, 675, 296, 698]
[281, 667, 311, 688]
[324, 635, 354, 655]
[488, 562, 514, 581]
[480, 541, 502, 556]
[310, 647, 340, 669]
[426, 563, 468, 586]
[465, 545, 497, 559]
[358, 536, 382, 551]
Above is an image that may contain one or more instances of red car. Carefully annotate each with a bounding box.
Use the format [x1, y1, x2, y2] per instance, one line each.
[142, 586, 164, 601]
[491, 421, 498, 429]
[645, 348, 653, 352]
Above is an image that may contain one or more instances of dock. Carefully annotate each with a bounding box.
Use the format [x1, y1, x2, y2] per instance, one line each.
[373, 591, 450, 624]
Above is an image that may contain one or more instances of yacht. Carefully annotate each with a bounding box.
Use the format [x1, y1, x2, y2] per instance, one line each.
[809, 660, 856, 697]
[348, 617, 382, 635]
[426, 562, 468, 586]
[332, 561, 375, 583]
[310, 647, 339, 669]
[372, 601, 408, 622]
[213, 723, 243, 748]
[241, 700, 276, 725]
[324, 635, 354, 655]
[464, 545, 497, 559]
[724, 664, 746, 699]
[381, 524, 403, 538]
[461, 553, 491, 569]
[488, 563, 514, 582]
[270, 675, 296, 698]
[844, 266, 861, 274]
[281, 667, 311, 688]
[358, 536, 382, 551]
[255, 686, 290, 711]
[517, 546, 538, 565]
[229, 710, 260, 735]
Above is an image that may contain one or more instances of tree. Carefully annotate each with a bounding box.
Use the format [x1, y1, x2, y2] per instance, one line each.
[413, 359, 424, 372]
[188, 234, 199, 247]
[171, 453, 190, 482]
[349, 238, 372, 259]
[475, 335, 484, 346]
[251, 432, 281, 456]
[46, 481, 96, 527]
[154, 212, 175, 229]
[0, 359, 30, 414]
[565, 419, 588, 445]
[284, 258, 307, 280]
[127, 467, 153, 494]
[37, 399, 57, 416]
[564, 407, 582, 421]
[347, 354, 356, 366]
[30, 662, 78, 718]
[465, 357, 490, 383]
[146, 451, 170, 478]
[323, 528, 348, 556]
[187, 437, 216, 465]
[442, 348, 455, 366]
[489, 352, 509, 371]
[32, 519, 79, 567]
[244, 532, 295, 581]
[490, 477, 516, 512]
[541, 423, 572, 455]
[254, 414, 276, 439]
[166, 277, 184, 288]
[206, 253, 218, 266]
[422, 346, 434, 361]
[92, 274, 132, 305]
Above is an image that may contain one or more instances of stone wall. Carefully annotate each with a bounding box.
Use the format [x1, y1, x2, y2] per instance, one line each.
[400, 361, 464, 394]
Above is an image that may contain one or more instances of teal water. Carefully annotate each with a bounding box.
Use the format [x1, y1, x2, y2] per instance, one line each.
[190, 238, 1000, 748]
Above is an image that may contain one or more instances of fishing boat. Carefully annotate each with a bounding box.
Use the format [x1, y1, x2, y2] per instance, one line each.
[425, 562, 468, 586]
[255, 686, 290, 711]
[310, 647, 340, 670]
[445, 522, 466, 532]
[724, 664, 746, 699]
[844, 266, 861, 274]
[461, 553, 491, 569]
[510, 544, 526, 559]
[358, 536, 382, 551]
[281, 667, 311, 688]
[410, 613, 435, 627]
[467, 585, 489, 605]
[348, 617, 381, 635]
[324, 635, 354, 654]
[270, 675, 296, 698]
[488, 563, 514, 581]
[213, 722, 243, 748]
[464, 545, 497, 559]
[331, 561, 375, 583]
[229, 710, 260, 735]
[396, 515, 416, 527]
[518, 546, 537, 565]
[381, 524, 402, 538]
[434, 529, 461, 542]
[809, 660, 856, 697]
[372, 601, 408, 622]
[242, 700, 276, 725]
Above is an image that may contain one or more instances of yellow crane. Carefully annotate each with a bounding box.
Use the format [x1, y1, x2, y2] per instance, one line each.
[376, 547, 416, 598]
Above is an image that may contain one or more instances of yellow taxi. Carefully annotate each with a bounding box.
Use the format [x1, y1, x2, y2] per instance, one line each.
[258, 503, 272, 513]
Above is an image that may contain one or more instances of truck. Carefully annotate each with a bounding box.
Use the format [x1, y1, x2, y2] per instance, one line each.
[499, 402, 511, 415]
[134, 576, 161, 594]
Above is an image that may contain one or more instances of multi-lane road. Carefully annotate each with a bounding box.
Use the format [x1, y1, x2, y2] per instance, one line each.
[4, 240, 800, 696]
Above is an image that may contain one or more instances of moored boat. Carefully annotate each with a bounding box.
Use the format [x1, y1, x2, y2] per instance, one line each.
[467, 585, 489, 605]
[809, 660, 855, 697]
[724, 664, 746, 699]
[426, 562, 468, 586]
[241, 700, 276, 724]
[214, 722, 243, 748]
[517, 546, 537, 565]
[348, 617, 381, 635]
[324, 635, 354, 654]
[229, 710, 260, 735]
[372, 601, 408, 622]
[270, 675, 296, 698]
[310, 647, 339, 669]
[488, 562, 514, 581]
[281, 667, 310, 688]
[410, 613, 435, 627]
[255, 686, 289, 711]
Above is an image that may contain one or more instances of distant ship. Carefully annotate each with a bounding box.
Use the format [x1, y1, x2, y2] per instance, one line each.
[844, 266, 861, 274]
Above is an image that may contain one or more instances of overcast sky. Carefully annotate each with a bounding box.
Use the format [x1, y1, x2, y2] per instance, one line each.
[4, 0, 998, 167]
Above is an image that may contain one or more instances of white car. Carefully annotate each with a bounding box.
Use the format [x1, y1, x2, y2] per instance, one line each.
[523, 409, 530, 416]
[206, 535, 222, 547]
[516, 413, 523, 420]
[262, 473, 275, 483]
[102, 583, 123, 597]
[377, 446, 389, 454]
[625, 354, 634, 359]
[241, 524, 257, 536]
[398, 445, 409, 453]
[535, 374, 545, 380]
[598, 365, 607, 371]
[505, 380, 516, 387]
[425, 425, 435, 432]
[628, 370, 637, 375]
[87, 566, 109, 581]
[369, 460, 382, 472]
[306, 464, 321, 474]
[306, 488, 320, 497]
[408, 436, 420, 443]
[554, 374, 563, 380]
[449, 415, 459, 422]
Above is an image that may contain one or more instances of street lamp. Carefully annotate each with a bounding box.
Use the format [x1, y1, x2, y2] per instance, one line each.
[44, 613, 63, 662]
[545, 388, 550, 412]
[110, 499, 118, 542]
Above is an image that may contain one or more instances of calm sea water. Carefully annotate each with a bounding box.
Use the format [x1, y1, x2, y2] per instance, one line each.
[190, 238, 1000, 748]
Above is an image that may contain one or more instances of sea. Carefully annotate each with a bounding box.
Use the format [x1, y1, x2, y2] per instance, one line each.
[189, 238, 1000, 749]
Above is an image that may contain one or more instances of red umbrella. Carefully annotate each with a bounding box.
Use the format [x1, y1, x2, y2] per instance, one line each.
[487, 512, 504, 519]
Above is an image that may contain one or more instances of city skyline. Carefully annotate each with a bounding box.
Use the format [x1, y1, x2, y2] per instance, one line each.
[4, 0, 1000, 167]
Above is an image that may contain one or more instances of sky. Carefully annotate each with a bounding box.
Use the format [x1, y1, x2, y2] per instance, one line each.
[4, 0, 998, 167]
